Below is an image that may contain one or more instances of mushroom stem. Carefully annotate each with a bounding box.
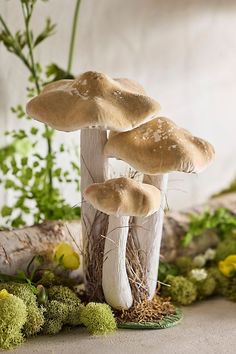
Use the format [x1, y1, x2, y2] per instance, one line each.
[102, 215, 133, 310]
[133, 174, 168, 300]
[80, 128, 108, 300]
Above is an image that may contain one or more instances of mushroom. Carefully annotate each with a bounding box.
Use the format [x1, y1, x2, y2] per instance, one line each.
[26, 71, 161, 302]
[84, 177, 161, 309]
[104, 117, 215, 299]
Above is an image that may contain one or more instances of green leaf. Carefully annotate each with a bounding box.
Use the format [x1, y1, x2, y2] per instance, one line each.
[1, 206, 12, 217]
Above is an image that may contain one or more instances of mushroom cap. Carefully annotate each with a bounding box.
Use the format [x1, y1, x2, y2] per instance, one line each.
[83, 177, 161, 217]
[104, 117, 215, 174]
[26, 71, 161, 132]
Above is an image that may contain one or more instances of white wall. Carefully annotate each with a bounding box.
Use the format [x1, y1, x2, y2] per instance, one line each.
[0, 0, 236, 213]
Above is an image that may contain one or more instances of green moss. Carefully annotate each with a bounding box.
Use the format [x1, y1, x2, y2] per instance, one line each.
[80, 303, 117, 335]
[192, 275, 216, 300]
[162, 275, 197, 305]
[42, 287, 83, 334]
[42, 300, 68, 335]
[0, 294, 27, 349]
[42, 318, 63, 335]
[175, 257, 194, 275]
[47, 285, 80, 304]
[221, 277, 236, 301]
[215, 237, 236, 262]
[0, 282, 44, 337]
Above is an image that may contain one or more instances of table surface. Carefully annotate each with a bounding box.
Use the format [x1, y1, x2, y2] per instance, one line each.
[7, 298, 236, 354]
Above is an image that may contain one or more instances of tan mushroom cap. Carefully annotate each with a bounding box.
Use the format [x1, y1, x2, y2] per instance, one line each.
[104, 117, 215, 174]
[83, 177, 161, 217]
[26, 71, 161, 132]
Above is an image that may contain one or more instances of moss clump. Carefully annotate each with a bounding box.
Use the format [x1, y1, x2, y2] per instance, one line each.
[0, 292, 27, 349]
[162, 275, 197, 305]
[175, 257, 194, 275]
[42, 300, 68, 334]
[42, 286, 83, 334]
[80, 303, 117, 335]
[209, 267, 236, 301]
[215, 237, 236, 262]
[0, 282, 44, 337]
[192, 275, 216, 300]
[47, 285, 80, 305]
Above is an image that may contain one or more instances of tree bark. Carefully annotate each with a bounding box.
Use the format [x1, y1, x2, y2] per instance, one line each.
[0, 220, 81, 276]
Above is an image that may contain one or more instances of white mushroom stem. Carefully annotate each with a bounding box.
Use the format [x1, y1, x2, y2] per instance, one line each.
[80, 128, 108, 297]
[133, 174, 168, 299]
[102, 215, 133, 310]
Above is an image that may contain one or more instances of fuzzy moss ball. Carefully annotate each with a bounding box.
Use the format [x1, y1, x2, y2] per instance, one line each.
[175, 256, 194, 275]
[221, 277, 236, 302]
[42, 300, 68, 335]
[80, 303, 117, 335]
[209, 267, 236, 301]
[47, 285, 80, 305]
[162, 275, 197, 305]
[0, 292, 27, 349]
[42, 286, 83, 334]
[215, 237, 236, 262]
[0, 282, 44, 337]
[190, 275, 216, 300]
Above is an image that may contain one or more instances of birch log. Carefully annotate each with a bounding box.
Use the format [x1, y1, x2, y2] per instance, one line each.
[0, 220, 81, 276]
[80, 128, 108, 301]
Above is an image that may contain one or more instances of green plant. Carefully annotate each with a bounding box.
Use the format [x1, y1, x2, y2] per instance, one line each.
[181, 208, 236, 247]
[0, 0, 82, 228]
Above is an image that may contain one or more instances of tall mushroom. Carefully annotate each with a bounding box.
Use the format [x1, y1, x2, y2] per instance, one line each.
[84, 177, 161, 309]
[26, 71, 161, 301]
[104, 117, 215, 300]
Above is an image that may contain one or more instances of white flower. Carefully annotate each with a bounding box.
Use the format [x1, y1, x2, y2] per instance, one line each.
[190, 268, 207, 281]
[204, 248, 216, 261]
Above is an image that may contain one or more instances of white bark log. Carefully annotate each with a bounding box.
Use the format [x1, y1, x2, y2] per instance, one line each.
[80, 128, 108, 300]
[133, 174, 168, 299]
[102, 215, 133, 310]
[0, 221, 82, 276]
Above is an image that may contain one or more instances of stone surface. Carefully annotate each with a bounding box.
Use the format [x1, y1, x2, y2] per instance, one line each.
[8, 298, 236, 354]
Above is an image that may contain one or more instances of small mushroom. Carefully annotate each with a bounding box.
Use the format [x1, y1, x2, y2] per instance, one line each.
[104, 117, 215, 174]
[84, 177, 161, 310]
[84, 177, 161, 217]
[26, 71, 161, 132]
[104, 117, 215, 299]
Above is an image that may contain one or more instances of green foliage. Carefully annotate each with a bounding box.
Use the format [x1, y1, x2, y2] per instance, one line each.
[0, 282, 45, 336]
[208, 267, 236, 302]
[162, 275, 197, 305]
[212, 176, 236, 197]
[215, 235, 236, 262]
[158, 261, 179, 282]
[0, 0, 81, 228]
[80, 303, 117, 335]
[0, 294, 27, 349]
[182, 208, 236, 247]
